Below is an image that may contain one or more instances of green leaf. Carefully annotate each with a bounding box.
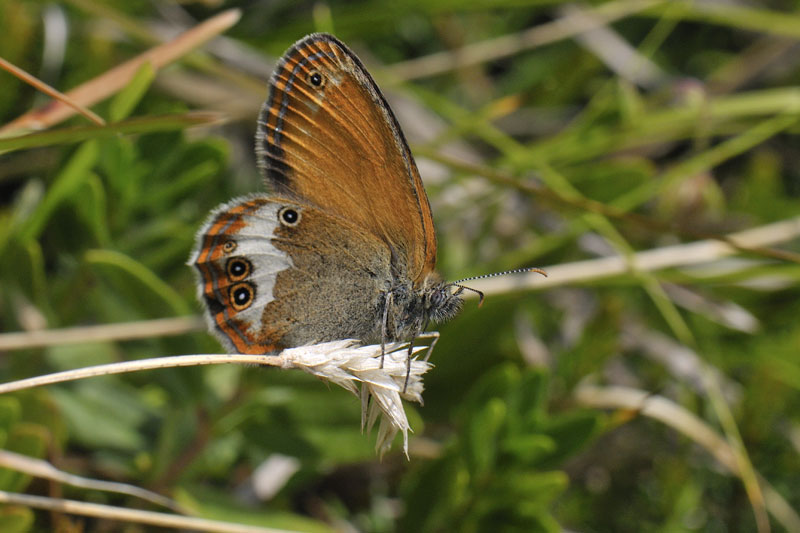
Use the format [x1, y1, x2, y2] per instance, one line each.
[464, 398, 506, 476]
[502, 434, 557, 464]
[109, 61, 155, 122]
[0, 113, 224, 153]
[0, 506, 34, 533]
[505, 471, 569, 503]
[19, 140, 99, 243]
[0, 423, 48, 491]
[539, 411, 599, 467]
[147, 160, 221, 207]
[84, 248, 191, 316]
[48, 381, 152, 451]
[0, 397, 21, 432]
[175, 485, 336, 533]
[398, 454, 467, 533]
[73, 173, 110, 245]
[514, 370, 549, 425]
[459, 364, 519, 416]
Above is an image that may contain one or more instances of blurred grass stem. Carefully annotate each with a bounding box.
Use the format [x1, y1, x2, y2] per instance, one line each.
[0, 490, 295, 533]
[575, 384, 799, 532]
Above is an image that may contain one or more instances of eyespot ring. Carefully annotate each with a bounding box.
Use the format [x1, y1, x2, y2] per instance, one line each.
[229, 282, 255, 312]
[226, 257, 251, 281]
[222, 240, 237, 254]
[278, 206, 301, 226]
[307, 70, 324, 88]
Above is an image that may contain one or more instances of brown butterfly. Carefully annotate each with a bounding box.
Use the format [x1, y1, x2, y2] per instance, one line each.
[191, 33, 467, 357]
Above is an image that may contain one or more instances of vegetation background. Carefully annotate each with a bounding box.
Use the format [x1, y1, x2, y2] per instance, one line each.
[1, 0, 799, 531]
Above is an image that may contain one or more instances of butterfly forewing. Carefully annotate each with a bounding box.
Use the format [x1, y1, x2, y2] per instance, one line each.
[256, 33, 437, 285]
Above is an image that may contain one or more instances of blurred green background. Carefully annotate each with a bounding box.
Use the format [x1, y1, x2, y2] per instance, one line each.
[1, 1, 800, 531]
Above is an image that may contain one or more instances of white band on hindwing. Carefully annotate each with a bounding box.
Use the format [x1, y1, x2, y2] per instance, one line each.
[190, 196, 293, 350]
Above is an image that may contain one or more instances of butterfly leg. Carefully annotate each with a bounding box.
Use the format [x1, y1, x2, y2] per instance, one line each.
[415, 331, 440, 362]
[403, 318, 434, 393]
[380, 290, 393, 369]
[403, 338, 414, 393]
[402, 329, 440, 393]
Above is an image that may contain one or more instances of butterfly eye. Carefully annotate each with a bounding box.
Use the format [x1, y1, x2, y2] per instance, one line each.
[229, 282, 254, 311]
[307, 70, 324, 88]
[226, 257, 251, 281]
[222, 240, 237, 254]
[430, 288, 445, 307]
[278, 206, 301, 226]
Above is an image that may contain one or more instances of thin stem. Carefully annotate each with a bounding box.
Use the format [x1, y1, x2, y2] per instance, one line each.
[0, 316, 205, 351]
[0, 354, 282, 395]
[473, 216, 800, 296]
[0, 57, 105, 125]
[0, 450, 185, 514]
[0, 490, 295, 533]
[574, 384, 799, 532]
[384, 0, 666, 81]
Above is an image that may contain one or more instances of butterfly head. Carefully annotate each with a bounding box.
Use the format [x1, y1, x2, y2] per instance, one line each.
[422, 273, 464, 325]
[432, 267, 548, 320]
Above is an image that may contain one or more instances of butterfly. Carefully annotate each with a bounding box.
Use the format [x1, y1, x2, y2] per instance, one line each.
[190, 33, 466, 357]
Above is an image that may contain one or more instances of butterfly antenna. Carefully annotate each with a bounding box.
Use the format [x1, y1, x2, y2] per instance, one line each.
[447, 268, 546, 307]
[452, 267, 547, 285]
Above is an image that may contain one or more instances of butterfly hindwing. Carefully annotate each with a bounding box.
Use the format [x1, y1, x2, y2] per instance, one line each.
[192, 196, 393, 353]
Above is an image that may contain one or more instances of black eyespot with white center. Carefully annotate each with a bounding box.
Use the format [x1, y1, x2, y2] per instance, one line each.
[226, 257, 251, 281]
[278, 206, 301, 226]
[307, 70, 324, 88]
[229, 282, 254, 312]
[222, 240, 237, 254]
